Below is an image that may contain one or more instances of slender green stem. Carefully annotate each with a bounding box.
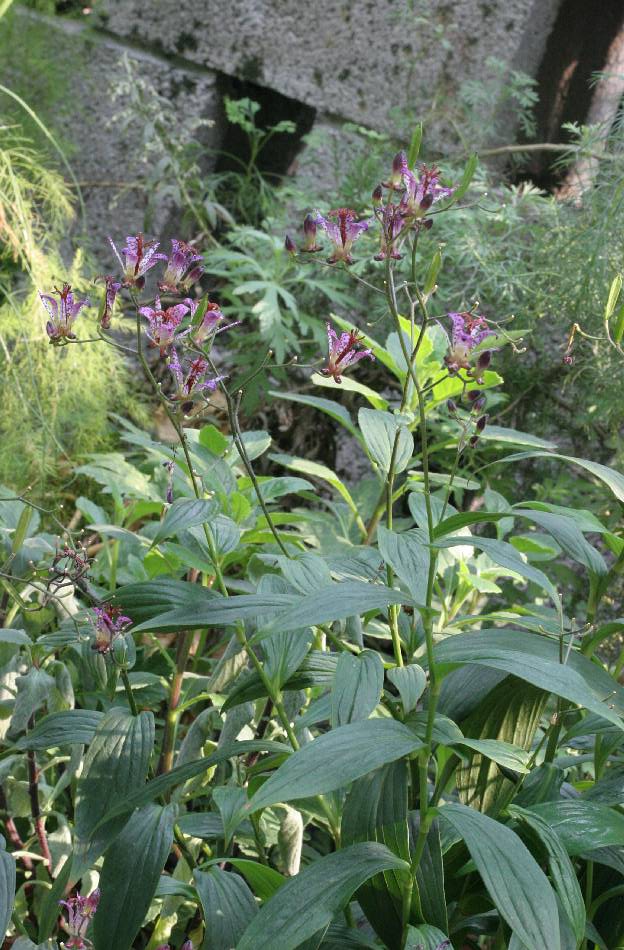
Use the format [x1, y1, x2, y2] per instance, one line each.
[120, 668, 139, 717]
[159, 629, 194, 774]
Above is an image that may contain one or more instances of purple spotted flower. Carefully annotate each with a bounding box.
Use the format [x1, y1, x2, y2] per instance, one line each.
[159, 239, 204, 293]
[139, 296, 190, 356]
[444, 311, 493, 374]
[40, 283, 90, 344]
[400, 164, 454, 219]
[383, 150, 409, 191]
[374, 203, 405, 261]
[95, 274, 121, 330]
[169, 347, 225, 412]
[313, 208, 372, 264]
[93, 605, 132, 654]
[321, 322, 374, 383]
[108, 233, 166, 289]
[59, 887, 100, 949]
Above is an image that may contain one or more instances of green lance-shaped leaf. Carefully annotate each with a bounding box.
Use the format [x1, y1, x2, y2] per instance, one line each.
[508, 804, 585, 944]
[331, 651, 384, 727]
[407, 123, 423, 167]
[247, 719, 423, 813]
[441, 802, 560, 948]
[404, 924, 451, 949]
[449, 152, 478, 204]
[16, 709, 104, 751]
[605, 273, 623, 320]
[0, 836, 16, 941]
[342, 761, 410, 950]
[237, 843, 410, 950]
[433, 628, 624, 731]
[150, 497, 218, 547]
[73, 707, 154, 873]
[93, 803, 175, 950]
[269, 390, 360, 441]
[526, 799, 624, 854]
[423, 247, 443, 296]
[358, 408, 414, 474]
[378, 525, 429, 604]
[387, 664, 427, 714]
[195, 867, 258, 950]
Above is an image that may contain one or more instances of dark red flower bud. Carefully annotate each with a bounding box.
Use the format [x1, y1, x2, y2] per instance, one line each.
[422, 218, 433, 230]
[476, 413, 488, 432]
[472, 395, 486, 413]
[392, 151, 407, 174]
[303, 213, 317, 237]
[419, 192, 434, 211]
[477, 350, 492, 370]
[372, 184, 383, 205]
[467, 390, 481, 402]
[447, 398, 457, 415]
[284, 234, 297, 254]
[469, 434, 479, 448]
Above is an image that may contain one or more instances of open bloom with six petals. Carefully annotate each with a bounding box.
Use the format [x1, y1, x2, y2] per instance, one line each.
[139, 296, 190, 355]
[168, 347, 225, 411]
[400, 163, 454, 219]
[444, 311, 493, 374]
[159, 239, 204, 293]
[92, 606, 132, 654]
[313, 208, 372, 264]
[40, 283, 90, 344]
[321, 322, 374, 383]
[108, 233, 166, 288]
[185, 297, 225, 345]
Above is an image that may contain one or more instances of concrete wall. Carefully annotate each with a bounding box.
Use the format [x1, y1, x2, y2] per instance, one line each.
[8, 0, 563, 243]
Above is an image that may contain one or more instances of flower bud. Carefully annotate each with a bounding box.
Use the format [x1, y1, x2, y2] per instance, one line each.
[447, 398, 457, 415]
[472, 395, 486, 413]
[284, 234, 297, 255]
[422, 218, 433, 231]
[303, 213, 316, 237]
[419, 192, 434, 211]
[477, 350, 492, 370]
[467, 390, 481, 402]
[469, 434, 479, 448]
[476, 413, 488, 432]
[563, 353, 574, 365]
[372, 184, 383, 205]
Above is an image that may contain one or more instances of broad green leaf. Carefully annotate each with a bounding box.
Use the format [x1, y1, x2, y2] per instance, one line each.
[0, 629, 31, 647]
[404, 924, 450, 949]
[455, 738, 531, 773]
[508, 804, 585, 943]
[514, 508, 606, 575]
[583, 767, 624, 805]
[91, 740, 291, 830]
[93, 803, 175, 950]
[73, 708, 154, 872]
[342, 761, 410, 949]
[434, 629, 624, 731]
[195, 866, 258, 949]
[477, 425, 556, 450]
[8, 667, 55, 737]
[387, 664, 427, 714]
[358, 408, 413, 474]
[493, 451, 624, 505]
[247, 720, 423, 813]
[16, 710, 103, 750]
[117, 578, 221, 625]
[309, 372, 388, 410]
[269, 390, 360, 440]
[0, 838, 15, 941]
[263, 629, 314, 691]
[271, 451, 359, 512]
[435, 535, 561, 615]
[411, 818, 448, 935]
[259, 582, 413, 636]
[212, 786, 248, 849]
[223, 652, 338, 710]
[378, 525, 429, 602]
[527, 800, 624, 855]
[331, 651, 384, 726]
[281, 552, 332, 593]
[219, 858, 285, 901]
[441, 802, 559, 948]
[151, 497, 218, 546]
[237, 843, 409, 950]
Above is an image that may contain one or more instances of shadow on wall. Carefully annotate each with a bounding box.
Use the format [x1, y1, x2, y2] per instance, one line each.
[529, 0, 624, 187]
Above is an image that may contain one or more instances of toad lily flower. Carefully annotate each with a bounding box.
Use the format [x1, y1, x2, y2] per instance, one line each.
[400, 164, 454, 220]
[108, 233, 166, 289]
[40, 283, 90, 344]
[95, 274, 121, 330]
[321, 322, 374, 383]
[383, 150, 409, 191]
[159, 239, 204, 293]
[444, 311, 493, 374]
[301, 213, 322, 253]
[93, 606, 131, 654]
[59, 887, 100, 949]
[374, 203, 405, 261]
[185, 296, 225, 345]
[139, 297, 190, 356]
[314, 208, 372, 264]
[168, 347, 225, 412]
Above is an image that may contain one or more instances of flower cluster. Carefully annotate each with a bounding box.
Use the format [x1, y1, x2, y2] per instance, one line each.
[59, 888, 100, 949]
[444, 311, 493, 377]
[92, 605, 132, 654]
